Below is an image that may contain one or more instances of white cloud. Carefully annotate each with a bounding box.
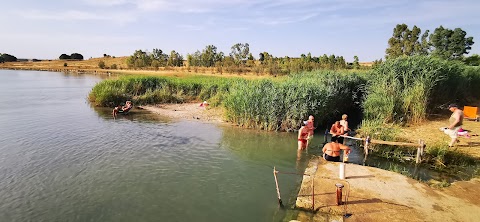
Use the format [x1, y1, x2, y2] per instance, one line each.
[14, 9, 137, 23]
[83, 0, 129, 6]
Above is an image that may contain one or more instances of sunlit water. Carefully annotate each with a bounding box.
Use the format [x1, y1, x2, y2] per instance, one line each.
[0, 70, 472, 222]
[0, 70, 324, 222]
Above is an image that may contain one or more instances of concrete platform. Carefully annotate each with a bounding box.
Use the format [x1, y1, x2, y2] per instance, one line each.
[294, 156, 480, 222]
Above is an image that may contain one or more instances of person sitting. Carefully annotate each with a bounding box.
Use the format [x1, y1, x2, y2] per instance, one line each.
[113, 101, 133, 117]
[298, 121, 309, 150]
[322, 142, 351, 162]
[330, 121, 345, 144]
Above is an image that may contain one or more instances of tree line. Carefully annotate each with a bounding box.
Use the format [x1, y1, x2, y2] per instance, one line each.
[123, 24, 477, 75]
[385, 24, 475, 61]
[124, 43, 364, 75]
[0, 53, 17, 63]
[59, 53, 84, 60]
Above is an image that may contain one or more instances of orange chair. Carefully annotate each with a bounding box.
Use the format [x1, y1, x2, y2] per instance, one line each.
[463, 106, 479, 121]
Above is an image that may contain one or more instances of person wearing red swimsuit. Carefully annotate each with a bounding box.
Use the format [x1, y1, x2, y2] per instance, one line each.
[298, 121, 309, 150]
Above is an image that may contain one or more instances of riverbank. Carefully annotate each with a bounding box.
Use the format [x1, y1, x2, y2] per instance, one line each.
[295, 157, 480, 222]
[0, 59, 268, 79]
[139, 103, 225, 123]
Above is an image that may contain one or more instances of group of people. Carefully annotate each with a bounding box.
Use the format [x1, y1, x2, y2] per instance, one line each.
[297, 114, 351, 162]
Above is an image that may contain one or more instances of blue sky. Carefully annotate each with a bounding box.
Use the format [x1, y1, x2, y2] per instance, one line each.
[1, 0, 479, 62]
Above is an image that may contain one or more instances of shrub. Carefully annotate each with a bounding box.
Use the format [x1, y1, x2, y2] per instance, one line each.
[98, 61, 106, 69]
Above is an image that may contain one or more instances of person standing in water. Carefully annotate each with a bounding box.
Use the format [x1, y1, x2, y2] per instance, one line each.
[298, 121, 309, 150]
[340, 114, 350, 135]
[330, 121, 345, 144]
[306, 115, 315, 148]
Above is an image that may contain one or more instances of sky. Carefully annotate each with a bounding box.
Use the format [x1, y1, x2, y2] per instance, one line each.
[1, 0, 479, 62]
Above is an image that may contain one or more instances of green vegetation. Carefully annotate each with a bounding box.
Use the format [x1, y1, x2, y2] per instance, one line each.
[59, 53, 84, 60]
[98, 61, 106, 69]
[386, 24, 474, 61]
[89, 70, 366, 131]
[0, 53, 17, 62]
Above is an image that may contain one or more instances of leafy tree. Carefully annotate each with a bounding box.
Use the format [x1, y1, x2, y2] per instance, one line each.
[201, 45, 220, 67]
[63, 62, 68, 67]
[463, 54, 480, 66]
[59, 54, 71, 60]
[385, 24, 426, 59]
[98, 61, 106, 69]
[70, 53, 84, 60]
[230, 43, 250, 65]
[1, 53, 17, 62]
[259, 53, 265, 62]
[151, 48, 168, 66]
[126, 50, 151, 68]
[110, 64, 118, 69]
[429, 26, 474, 60]
[353, 56, 360, 69]
[247, 53, 254, 61]
[167, 50, 183, 67]
[0, 55, 4, 63]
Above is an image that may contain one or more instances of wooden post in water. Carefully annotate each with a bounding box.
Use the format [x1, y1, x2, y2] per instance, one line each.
[416, 140, 425, 164]
[363, 136, 370, 164]
[416, 140, 422, 164]
[273, 167, 283, 206]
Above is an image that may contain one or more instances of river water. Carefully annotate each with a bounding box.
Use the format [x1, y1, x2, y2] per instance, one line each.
[0, 70, 323, 222]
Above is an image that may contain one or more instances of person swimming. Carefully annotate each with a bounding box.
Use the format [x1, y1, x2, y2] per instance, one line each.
[113, 101, 132, 117]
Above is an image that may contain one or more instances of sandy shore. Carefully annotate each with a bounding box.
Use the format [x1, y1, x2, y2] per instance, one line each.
[139, 103, 225, 123]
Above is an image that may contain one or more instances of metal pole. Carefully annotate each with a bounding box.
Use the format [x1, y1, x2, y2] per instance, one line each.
[312, 175, 315, 211]
[273, 167, 283, 206]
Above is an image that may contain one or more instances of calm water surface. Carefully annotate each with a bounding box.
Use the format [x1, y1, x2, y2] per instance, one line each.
[0, 70, 321, 222]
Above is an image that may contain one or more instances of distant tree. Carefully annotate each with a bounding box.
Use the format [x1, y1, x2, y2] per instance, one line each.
[385, 24, 426, 59]
[59, 54, 71, 60]
[110, 64, 118, 69]
[230, 43, 250, 65]
[372, 58, 383, 68]
[98, 61, 106, 69]
[64, 62, 68, 67]
[167, 50, 183, 67]
[259, 53, 265, 62]
[429, 26, 474, 60]
[126, 50, 151, 68]
[0, 55, 4, 63]
[201, 45, 220, 67]
[151, 48, 168, 66]
[353, 56, 360, 69]
[70, 53, 84, 60]
[247, 53, 254, 61]
[463, 54, 480, 66]
[1, 53, 17, 62]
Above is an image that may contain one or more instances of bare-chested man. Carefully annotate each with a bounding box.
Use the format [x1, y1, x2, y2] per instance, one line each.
[322, 142, 351, 162]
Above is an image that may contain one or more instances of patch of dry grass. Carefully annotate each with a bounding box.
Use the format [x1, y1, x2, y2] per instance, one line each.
[399, 118, 480, 158]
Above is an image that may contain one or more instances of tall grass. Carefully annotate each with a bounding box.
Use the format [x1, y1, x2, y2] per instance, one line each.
[223, 71, 366, 131]
[89, 71, 367, 131]
[363, 56, 468, 124]
[89, 75, 238, 107]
